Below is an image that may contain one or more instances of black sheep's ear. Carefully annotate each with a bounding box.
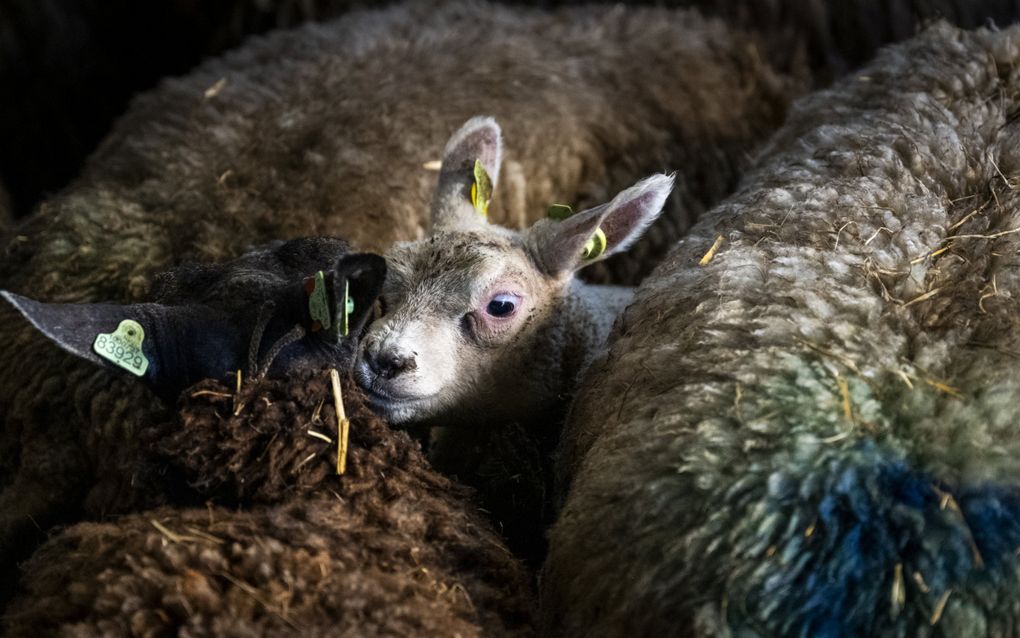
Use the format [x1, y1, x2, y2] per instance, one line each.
[1, 291, 242, 402]
[331, 253, 386, 338]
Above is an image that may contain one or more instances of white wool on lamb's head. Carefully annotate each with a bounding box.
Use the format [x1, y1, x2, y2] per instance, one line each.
[355, 117, 673, 425]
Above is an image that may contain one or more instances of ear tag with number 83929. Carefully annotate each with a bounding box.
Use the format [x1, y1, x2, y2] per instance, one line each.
[93, 319, 149, 377]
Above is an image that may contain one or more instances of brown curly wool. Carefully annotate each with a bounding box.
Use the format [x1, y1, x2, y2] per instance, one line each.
[150, 374, 444, 504]
[0, 0, 794, 591]
[6, 371, 534, 636]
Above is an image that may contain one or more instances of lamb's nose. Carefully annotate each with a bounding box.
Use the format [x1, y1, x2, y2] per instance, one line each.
[367, 349, 416, 379]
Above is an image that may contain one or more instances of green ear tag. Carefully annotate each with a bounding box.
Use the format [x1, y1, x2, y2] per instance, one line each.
[93, 319, 149, 377]
[547, 204, 573, 220]
[341, 279, 353, 337]
[471, 159, 492, 217]
[308, 271, 332, 331]
[581, 227, 607, 260]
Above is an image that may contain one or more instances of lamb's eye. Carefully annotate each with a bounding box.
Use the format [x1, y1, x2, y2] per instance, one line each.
[486, 293, 520, 318]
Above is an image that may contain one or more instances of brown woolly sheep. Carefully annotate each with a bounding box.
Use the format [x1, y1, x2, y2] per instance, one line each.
[5, 0, 1016, 220]
[4, 372, 534, 636]
[0, 0, 794, 593]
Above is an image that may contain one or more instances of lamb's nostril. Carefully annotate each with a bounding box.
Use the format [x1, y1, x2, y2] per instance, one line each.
[369, 350, 416, 379]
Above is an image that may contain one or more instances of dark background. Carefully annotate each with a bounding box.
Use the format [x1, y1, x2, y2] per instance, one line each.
[2, 0, 1018, 220]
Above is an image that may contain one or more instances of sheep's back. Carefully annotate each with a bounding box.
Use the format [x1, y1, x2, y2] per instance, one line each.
[6, 372, 535, 636]
[547, 22, 1020, 637]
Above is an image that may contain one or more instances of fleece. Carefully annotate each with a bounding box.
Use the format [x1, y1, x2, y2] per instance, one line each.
[546, 22, 1020, 638]
[5, 372, 534, 637]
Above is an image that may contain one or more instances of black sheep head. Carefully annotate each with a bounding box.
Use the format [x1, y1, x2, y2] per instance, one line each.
[2, 237, 386, 403]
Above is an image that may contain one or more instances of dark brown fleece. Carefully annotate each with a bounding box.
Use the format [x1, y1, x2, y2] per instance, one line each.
[5, 372, 534, 637]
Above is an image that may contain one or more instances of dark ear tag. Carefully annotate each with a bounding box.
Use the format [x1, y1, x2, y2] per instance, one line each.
[306, 271, 332, 332]
[306, 270, 352, 343]
[334, 253, 386, 338]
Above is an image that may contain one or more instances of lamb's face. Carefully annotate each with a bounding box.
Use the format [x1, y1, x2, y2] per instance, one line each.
[355, 116, 672, 426]
[355, 231, 562, 425]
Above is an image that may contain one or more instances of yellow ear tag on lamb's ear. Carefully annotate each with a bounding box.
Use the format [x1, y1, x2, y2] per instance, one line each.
[93, 319, 149, 377]
[307, 270, 332, 332]
[581, 228, 607, 260]
[547, 204, 573, 220]
[341, 279, 353, 337]
[471, 159, 492, 217]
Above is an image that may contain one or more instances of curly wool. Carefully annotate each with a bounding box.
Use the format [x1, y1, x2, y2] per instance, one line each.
[0, 0, 794, 596]
[546, 22, 1020, 637]
[6, 372, 534, 637]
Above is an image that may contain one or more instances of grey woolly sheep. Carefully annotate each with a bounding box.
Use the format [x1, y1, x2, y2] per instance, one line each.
[545, 22, 1020, 637]
[4, 372, 534, 637]
[0, 0, 793, 590]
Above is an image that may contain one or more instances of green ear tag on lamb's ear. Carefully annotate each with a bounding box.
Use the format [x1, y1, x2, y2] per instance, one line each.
[308, 271, 332, 331]
[547, 204, 573, 220]
[471, 159, 492, 217]
[93, 319, 149, 377]
[341, 279, 353, 337]
[581, 227, 607, 260]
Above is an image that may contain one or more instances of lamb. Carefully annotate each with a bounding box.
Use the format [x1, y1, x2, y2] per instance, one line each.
[544, 22, 1020, 636]
[3, 371, 535, 637]
[0, 0, 793, 582]
[353, 117, 671, 561]
[0, 237, 384, 603]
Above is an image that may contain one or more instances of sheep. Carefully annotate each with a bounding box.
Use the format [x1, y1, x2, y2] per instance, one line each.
[3, 371, 535, 637]
[0, 0, 794, 585]
[544, 22, 1020, 637]
[353, 116, 672, 561]
[0, 237, 385, 605]
[4, 0, 1016, 222]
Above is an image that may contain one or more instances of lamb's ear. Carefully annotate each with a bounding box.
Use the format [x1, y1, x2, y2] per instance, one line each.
[530, 173, 674, 276]
[1, 291, 240, 402]
[330, 253, 387, 337]
[431, 116, 502, 231]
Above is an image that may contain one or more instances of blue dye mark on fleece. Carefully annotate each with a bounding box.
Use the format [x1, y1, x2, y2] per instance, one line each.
[733, 441, 1020, 638]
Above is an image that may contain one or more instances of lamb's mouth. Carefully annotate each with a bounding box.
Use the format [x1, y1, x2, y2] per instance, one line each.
[361, 389, 439, 423]
[354, 367, 437, 422]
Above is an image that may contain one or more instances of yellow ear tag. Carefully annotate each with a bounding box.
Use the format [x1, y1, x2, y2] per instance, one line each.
[341, 279, 353, 337]
[308, 270, 332, 331]
[547, 203, 573, 220]
[93, 319, 149, 377]
[581, 228, 607, 260]
[471, 159, 492, 217]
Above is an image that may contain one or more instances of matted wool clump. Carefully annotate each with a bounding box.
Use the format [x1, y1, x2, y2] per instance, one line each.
[6, 371, 534, 637]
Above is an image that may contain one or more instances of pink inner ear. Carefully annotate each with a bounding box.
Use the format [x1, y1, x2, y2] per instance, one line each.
[599, 190, 659, 247]
[442, 118, 502, 184]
